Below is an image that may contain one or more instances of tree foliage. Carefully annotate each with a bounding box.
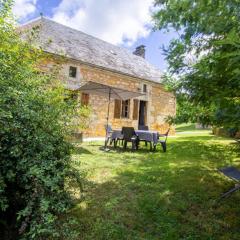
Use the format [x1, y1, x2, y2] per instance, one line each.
[162, 74, 215, 126]
[0, 1, 85, 239]
[154, 0, 240, 130]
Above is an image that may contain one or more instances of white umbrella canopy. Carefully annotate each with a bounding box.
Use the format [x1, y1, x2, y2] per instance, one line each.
[77, 81, 145, 150]
[78, 81, 144, 100]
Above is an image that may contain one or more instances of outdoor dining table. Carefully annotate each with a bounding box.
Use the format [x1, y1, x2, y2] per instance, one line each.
[111, 129, 160, 150]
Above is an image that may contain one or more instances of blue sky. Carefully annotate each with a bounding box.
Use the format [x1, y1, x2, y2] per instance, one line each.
[14, 0, 178, 72]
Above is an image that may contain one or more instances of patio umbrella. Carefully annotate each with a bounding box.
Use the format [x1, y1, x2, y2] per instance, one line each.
[77, 81, 145, 150]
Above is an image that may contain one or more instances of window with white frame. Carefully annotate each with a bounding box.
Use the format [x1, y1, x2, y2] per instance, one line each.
[69, 66, 77, 78]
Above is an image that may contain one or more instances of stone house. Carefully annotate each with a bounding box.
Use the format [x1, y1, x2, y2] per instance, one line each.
[20, 17, 176, 137]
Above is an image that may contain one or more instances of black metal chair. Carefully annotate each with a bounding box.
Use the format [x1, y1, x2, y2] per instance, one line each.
[121, 127, 139, 150]
[157, 128, 170, 152]
[219, 166, 240, 200]
[113, 134, 124, 147]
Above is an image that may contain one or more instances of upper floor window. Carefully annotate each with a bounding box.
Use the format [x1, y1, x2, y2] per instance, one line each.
[143, 84, 147, 93]
[69, 66, 77, 78]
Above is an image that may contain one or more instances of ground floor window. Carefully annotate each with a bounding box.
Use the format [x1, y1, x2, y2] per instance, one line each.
[114, 99, 130, 119]
[121, 100, 130, 118]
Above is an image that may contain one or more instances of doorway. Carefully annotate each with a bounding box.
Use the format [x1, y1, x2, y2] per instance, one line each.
[138, 100, 147, 127]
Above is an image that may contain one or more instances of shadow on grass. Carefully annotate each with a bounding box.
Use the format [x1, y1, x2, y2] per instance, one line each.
[106, 145, 159, 154]
[69, 134, 240, 240]
[73, 146, 93, 155]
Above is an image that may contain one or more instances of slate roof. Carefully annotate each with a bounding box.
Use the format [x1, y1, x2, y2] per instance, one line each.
[20, 17, 163, 83]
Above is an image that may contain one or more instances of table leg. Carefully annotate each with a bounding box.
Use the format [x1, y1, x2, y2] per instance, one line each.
[150, 142, 152, 151]
[153, 144, 156, 151]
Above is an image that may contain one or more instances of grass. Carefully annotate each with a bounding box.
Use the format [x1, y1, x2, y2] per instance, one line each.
[175, 123, 197, 132]
[174, 123, 212, 132]
[70, 130, 240, 240]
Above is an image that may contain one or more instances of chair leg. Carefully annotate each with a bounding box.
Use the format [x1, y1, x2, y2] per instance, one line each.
[136, 139, 139, 150]
[105, 138, 109, 147]
[123, 141, 127, 149]
[131, 140, 138, 150]
[161, 142, 166, 152]
[131, 140, 135, 150]
[219, 184, 240, 200]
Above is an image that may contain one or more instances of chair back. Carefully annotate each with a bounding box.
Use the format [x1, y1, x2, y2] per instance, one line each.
[122, 127, 135, 141]
[164, 128, 170, 142]
[219, 166, 240, 181]
[138, 125, 149, 131]
[165, 128, 170, 136]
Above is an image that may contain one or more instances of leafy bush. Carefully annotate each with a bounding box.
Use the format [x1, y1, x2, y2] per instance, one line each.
[0, 1, 84, 239]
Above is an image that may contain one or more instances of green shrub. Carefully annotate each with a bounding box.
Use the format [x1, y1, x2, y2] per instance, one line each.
[0, 1, 83, 239]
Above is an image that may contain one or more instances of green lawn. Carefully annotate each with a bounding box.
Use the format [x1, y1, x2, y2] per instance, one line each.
[175, 123, 210, 132]
[70, 130, 240, 240]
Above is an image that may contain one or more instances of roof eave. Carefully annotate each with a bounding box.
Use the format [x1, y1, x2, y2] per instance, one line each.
[44, 51, 164, 86]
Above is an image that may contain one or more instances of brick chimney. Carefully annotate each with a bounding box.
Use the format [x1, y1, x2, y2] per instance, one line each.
[133, 45, 146, 58]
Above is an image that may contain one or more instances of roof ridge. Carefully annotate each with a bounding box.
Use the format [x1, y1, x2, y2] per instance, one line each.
[23, 17, 134, 55]
[22, 17, 159, 63]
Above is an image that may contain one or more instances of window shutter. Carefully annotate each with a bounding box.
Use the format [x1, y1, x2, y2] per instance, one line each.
[81, 93, 89, 106]
[133, 99, 139, 120]
[114, 99, 121, 118]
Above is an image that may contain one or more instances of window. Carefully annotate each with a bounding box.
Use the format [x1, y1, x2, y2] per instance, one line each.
[81, 93, 89, 106]
[121, 100, 130, 118]
[69, 66, 77, 78]
[143, 84, 147, 93]
[114, 99, 130, 119]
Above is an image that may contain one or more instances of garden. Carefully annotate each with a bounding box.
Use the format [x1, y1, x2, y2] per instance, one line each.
[69, 125, 240, 239]
[1, 0, 239, 239]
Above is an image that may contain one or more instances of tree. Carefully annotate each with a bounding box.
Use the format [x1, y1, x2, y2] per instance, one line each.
[0, 1, 84, 239]
[153, 0, 240, 131]
[162, 74, 215, 126]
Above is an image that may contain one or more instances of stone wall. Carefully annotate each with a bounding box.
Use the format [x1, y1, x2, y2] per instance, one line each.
[40, 57, 176, 137]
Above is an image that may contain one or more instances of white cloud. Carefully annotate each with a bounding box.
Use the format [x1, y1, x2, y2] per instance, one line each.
[13, 0, 37, 20]
[52, 0, 154, 46]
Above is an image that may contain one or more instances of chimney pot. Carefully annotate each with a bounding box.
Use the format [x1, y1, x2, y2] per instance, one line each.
[133, 45, 146, 58]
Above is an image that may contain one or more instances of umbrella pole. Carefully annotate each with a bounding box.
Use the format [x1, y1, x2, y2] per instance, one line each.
[104, 88, 111, 150]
